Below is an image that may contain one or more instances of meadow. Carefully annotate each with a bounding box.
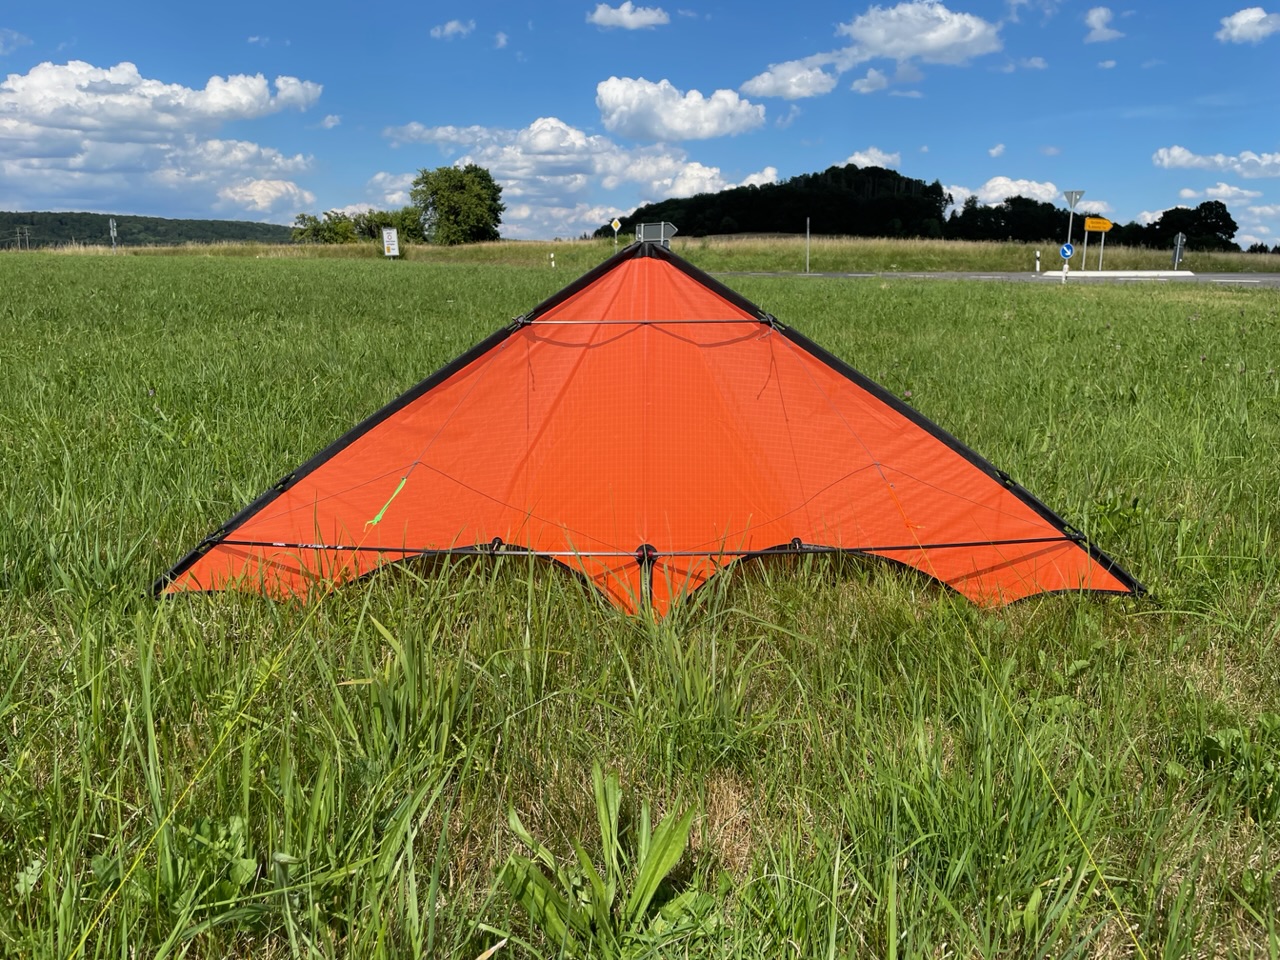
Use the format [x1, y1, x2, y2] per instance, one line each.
[1, 248, 1277, 958]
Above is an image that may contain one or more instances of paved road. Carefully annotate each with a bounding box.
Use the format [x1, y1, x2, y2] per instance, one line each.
[726, 270, 1280, 288]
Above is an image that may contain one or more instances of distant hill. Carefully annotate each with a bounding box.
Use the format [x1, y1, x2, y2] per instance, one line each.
[598, 163, 950, 240]
[0, 211, 293, 248]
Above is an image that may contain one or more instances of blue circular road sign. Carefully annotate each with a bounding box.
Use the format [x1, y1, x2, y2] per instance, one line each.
[1060, 243, 1074, 259]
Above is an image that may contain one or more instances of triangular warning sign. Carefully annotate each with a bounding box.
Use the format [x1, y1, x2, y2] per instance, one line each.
[157, 242, 1142, 614]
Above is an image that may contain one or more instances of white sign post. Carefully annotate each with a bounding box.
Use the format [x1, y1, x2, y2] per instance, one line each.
[1062, 190, 1084, 255]
[109, 217, 117, 254]
[382, 227, 400, 258]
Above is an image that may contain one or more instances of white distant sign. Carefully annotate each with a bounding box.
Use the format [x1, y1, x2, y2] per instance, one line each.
[382, 227, 400, 258]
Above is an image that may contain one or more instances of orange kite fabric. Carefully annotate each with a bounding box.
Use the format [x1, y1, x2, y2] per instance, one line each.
[157, 241, 1142, 614]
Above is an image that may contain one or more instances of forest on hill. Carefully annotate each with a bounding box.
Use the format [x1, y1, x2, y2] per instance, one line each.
[598, 163, 1258, 253]
[0, 211, 292, 249]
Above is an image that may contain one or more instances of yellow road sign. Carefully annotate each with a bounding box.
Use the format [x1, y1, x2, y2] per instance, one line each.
[1084, 216, 1113, 233]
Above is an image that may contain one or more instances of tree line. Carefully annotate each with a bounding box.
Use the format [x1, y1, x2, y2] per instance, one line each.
[599, 164, 1262, 253]
[0, 211, 291, 248]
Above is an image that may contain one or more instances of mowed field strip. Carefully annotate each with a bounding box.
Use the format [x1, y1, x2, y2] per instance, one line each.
[1, 249, 1277, 958]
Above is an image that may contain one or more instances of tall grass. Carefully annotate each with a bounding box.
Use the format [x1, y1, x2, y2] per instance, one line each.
[1, 254, 1276, 957]
[27, 231, 1280, 274]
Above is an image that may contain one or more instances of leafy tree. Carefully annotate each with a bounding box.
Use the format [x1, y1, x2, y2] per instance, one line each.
[409, 164, 505, 245]
[1146, 201, 1238, 251]
[292, 211, 358, 244]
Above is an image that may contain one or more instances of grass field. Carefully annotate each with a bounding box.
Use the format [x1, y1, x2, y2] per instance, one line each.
[1, 249, 1278, 958]
[46, 232, 1280, 276]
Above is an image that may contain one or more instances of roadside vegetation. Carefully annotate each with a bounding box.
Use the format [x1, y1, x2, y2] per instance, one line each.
[1, 254, 1276, 958]
[26, 231, 1280, 275]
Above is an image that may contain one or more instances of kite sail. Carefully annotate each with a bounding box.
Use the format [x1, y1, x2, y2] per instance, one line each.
[156, 240, 1142, 614]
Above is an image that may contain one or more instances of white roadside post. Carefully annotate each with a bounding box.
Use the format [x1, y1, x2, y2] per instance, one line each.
[1060, 242, 1074, 284]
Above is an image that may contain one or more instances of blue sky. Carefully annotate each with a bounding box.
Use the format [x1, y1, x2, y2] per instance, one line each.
[2, 1, 1278, 244]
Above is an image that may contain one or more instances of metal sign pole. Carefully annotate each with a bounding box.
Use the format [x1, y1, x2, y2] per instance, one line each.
[1098, 231, 1106, 270]
[1081, 229, 1089, 271]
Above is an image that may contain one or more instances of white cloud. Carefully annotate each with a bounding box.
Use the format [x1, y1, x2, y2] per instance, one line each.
[741, 1, 1000, 99]
[1041, 145, 1061, 156]
[837, 0, 1002, 64]
[495, 32, 509, 48]
[1022, 56, 1048, 69]
[1246, 204, 1280, 218]
[1084, 7, 1123, 42]
[216, 178, 315, 213]
[1098, 59, 1116, 68]
[989, 143, 1005, 157]
[380, 115, 774, 237]
[1138, 206, 1187, 226]
[741, 166, 779, 187]
[1179, 182, 1264, 200]
[321, 114, 341, 129]
[247, 36, 268, 46]
[1216, 7, 1280, 43]
[890, 89, 923, 97]
[845, 146, 900, 168]
[1, 28, 33, 56]
[0, 61, 321, 136]
[852, 69, 889, 93]
[776, 104, 802, 128]
[741, 60, 838, 100]
[430, 20, 475, 40]
[1153, 144, 1280, 178]
[1076, 199, 1114, 214]
[587, 2, 670, 29]
[366, 171, 416, 207]
[0, 60, 321, 219]
[595, 76, 764, 140]
[976, 176, 1059, 204]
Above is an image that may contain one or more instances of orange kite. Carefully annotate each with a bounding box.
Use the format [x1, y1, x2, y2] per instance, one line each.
[156, 240, 1142, 614]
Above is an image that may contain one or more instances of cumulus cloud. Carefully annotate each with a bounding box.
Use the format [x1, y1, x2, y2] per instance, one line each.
[1, 27, 33, 56]
[1180, 182, 1263, 200]
[321, 114, 341, 129]
[587, 2, 670, 29]
[1246, 204, 1280, 218]
[741, 61, 838, 100]
[1084, 7, 1123, 42]
[741, 0, 1000, 99]
[380, 115, 773, 237]
[837, 0, 1002, 63]
[1153, 144, 1280, 178]
[0, 60, 320, 218]
[495, 32, 509, 48]
[595, 76, 764, 140]
[845, 146, 900, 168]
[852, 69, 889, 93]
[430, 20, 475, 40]
[1216, 7, 1280, 43]
[976, 176, 1059, 204]
[217, 178, 315, 212]
[989, 143, 1005, 157]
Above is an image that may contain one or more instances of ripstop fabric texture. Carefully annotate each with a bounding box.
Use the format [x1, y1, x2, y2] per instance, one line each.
[157, 241, 1141, 614]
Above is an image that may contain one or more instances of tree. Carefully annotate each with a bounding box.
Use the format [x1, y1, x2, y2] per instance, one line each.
[1147, 201, 1238, 251]
[409, 164, 505, 245]
[292, 211, 357, 244]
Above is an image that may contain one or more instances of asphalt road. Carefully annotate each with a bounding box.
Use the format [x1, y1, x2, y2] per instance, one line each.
[725, 269, 1280, 288]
